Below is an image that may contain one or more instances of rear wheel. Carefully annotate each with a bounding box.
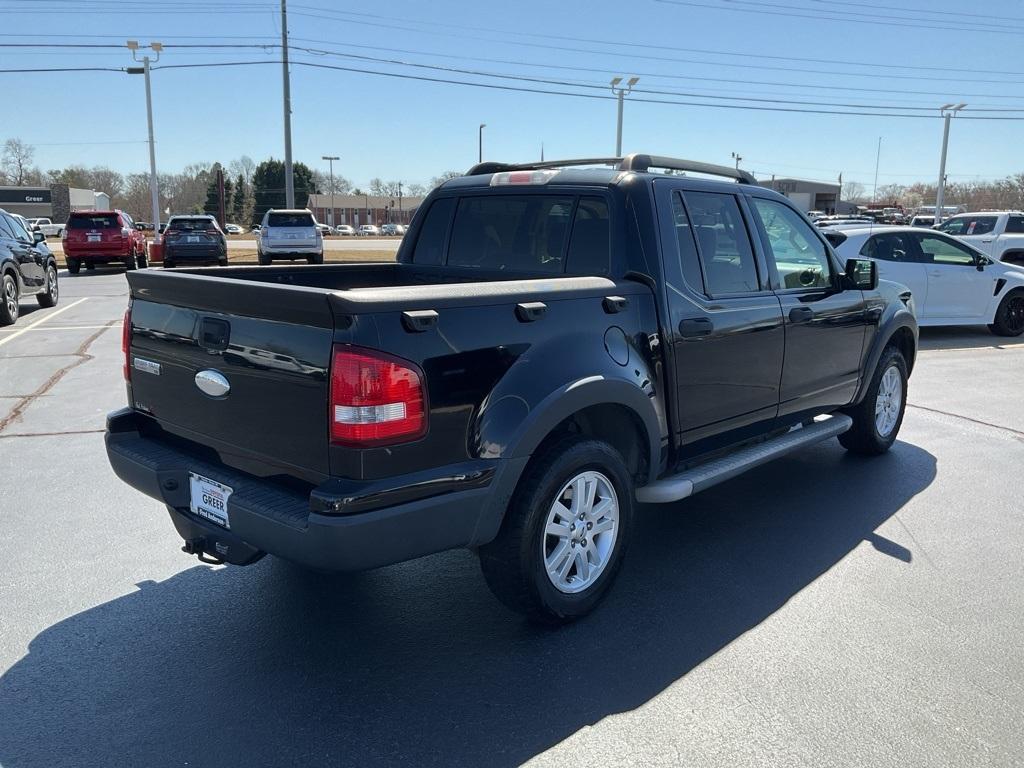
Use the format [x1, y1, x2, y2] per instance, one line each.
[307, 253, 324, 264]
[1, 273, 19, 325]
[839, 346, 908, 456]
[67, 259, 81, 275]
[36, 264, 58, 307]
[479, 437, 633, 624]
[163, 260, 175, 269]
[85, 262, 95, 271]
[125, 250, 138, 271]
[258, 252, 271, 266]
[218, 258, 228, 267]
[989, 290, 1024, 337]
[138, 252, 149, 269]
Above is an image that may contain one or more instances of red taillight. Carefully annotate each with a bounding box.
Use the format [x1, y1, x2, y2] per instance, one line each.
[122, 307, 132, 381]
[329, 345, 426, 445]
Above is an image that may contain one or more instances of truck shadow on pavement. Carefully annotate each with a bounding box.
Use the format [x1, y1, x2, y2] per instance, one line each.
[0, 440, 936, 768]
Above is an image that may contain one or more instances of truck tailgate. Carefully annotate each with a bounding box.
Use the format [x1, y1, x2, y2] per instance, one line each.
[126, 271, 336, 482]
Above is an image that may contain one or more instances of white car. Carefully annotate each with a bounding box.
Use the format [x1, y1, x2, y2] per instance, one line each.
[828, 226, 1024, 336]
[334, 225, 356, 236]
[224, 223, 243, 235]
[909, 215, 935, 228]
[257, 209, 323, 265]
[27, 217, 64, 238]
[358, 224, 380, 237]
[315, 223, 333, 236]
[934, 211, 1024, 268]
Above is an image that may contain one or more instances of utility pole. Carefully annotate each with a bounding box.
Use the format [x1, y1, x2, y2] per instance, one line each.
[731, 152, 743, 170]
[281, 0, 295, 208]
[397, 181, 403, 223]
[611, 77, 639, 156]
[322, 155, 339, 226]
[872, 137, 882, 203]
[935, 103, 966, 225]
[478, 123, 486, 163]
[127, 40, 163, 244]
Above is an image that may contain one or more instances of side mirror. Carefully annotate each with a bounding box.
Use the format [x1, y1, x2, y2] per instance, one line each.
[976, 256, 989, 271]
[845, 258, 878, 290]
[33, 230, 45, 244]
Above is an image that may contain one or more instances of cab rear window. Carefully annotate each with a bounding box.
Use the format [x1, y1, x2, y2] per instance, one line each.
[413, 194, 610, 274]
[69, 214, 119, 229]
[267, 213, 315, 227]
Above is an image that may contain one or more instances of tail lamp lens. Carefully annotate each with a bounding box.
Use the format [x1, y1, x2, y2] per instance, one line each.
[122, 307, 132, 381]
[329, 346, 426, 445]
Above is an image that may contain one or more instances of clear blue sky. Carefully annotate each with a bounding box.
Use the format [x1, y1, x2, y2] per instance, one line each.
[3, 0, 1024, 191]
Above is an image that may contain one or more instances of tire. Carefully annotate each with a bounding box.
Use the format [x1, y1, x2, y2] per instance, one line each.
[85, 262, 95, 271]
[479, 437, 633, 624]
[138, 252, 149, 269]
[125, 251, 137, 271]
[36, 263, 58, 308]
[307, 253, 324, 264]
[258, 252, 271, 266]
[163, 260, 175, 269]
[67, 259, 81, 275]
[839, 346, 908, 456]
[1, 272, 18, 326]
[218, 258, 228, 267]
[989, 290, 1024, 337]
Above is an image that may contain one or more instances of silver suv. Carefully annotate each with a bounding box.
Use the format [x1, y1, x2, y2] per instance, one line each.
[257, 209, 324, 265]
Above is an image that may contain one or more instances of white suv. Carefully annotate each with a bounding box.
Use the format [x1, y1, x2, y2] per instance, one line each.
[257, 209, 324, 265]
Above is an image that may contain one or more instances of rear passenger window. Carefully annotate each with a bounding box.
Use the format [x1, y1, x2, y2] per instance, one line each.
[448, 195, 572, 273]
[1007, 216, 1024, 234]
[670, 192, 705, 293]
[411, 197, 455, 265]
[565, 197, 610, 275]
[682, 191, 759, 294]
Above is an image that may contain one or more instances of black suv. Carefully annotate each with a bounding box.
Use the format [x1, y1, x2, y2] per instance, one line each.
[107, 155, 917, 623]
[0, 208, 59, 325]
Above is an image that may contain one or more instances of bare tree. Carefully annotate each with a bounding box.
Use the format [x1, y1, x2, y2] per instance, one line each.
[2, 138, 36, 185]
[312, 169, 353, 195]
[405, 183, 427, 197]
[841, 180, 868, 202]
[429, 171, 462, 189]
[228, 155, 256, 185]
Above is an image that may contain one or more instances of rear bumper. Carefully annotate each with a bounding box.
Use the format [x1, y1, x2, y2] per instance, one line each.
[260, 243, 322, 256]
[164, 243, 226, 262]
[104, 408, 526, 571]
[65, 248, 130, 262]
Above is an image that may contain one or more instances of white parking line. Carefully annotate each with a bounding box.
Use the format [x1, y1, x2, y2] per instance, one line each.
[0, 298, 89, 348]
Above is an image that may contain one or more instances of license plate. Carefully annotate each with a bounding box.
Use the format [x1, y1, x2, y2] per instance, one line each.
[188, 235, 199, 243]
[189, 472, 233, 529]
[88, 233, 101, 242]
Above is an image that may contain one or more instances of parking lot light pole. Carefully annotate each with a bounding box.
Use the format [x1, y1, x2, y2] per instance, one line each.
[611, 77, 639, 156]
[281, 0, 295, 209]
[478, 123, 486, 163]
[127, 40, 163, 245]
[935, 103, 966, 225]
[322, 155, 339, 226]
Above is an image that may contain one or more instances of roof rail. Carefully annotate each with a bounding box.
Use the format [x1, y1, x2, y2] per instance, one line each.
[464, 154, 755, 184]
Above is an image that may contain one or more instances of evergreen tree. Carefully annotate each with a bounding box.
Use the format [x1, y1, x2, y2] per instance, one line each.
[251, 159, 316, 222]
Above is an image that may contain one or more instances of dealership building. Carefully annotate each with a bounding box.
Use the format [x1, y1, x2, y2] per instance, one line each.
[0, 184, 112, 222]
[307, 193, 425, 228]
[757, 178, 856, 215]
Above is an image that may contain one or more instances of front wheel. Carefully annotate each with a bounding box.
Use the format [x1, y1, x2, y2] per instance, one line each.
[839, 346, 908, 455]
[37, 264, 59, 307]
[989, 290, 1024, 337]
[479, 437, 633, 624]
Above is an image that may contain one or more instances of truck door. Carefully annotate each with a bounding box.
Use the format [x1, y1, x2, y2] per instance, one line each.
[655, 182, 785, 447]
[745, 195, 867, 417]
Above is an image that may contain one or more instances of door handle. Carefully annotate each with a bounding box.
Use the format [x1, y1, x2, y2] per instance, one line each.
[788, 306, 814, 324]
[980, 239, 993, 243]
[679, 318, 713, 337]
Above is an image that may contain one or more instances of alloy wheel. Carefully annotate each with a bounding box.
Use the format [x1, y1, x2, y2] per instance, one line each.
[875, 365, 903, 438]
[541, 470, 620, 594]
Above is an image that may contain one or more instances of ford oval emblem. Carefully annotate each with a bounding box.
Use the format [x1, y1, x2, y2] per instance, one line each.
[195, 369, 231, 398]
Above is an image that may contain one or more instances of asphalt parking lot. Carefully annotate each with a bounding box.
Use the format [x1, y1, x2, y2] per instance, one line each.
[1, 269, 1023, 767]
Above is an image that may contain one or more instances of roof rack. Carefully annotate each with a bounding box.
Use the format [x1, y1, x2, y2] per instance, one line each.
[465, 154, 756, 184]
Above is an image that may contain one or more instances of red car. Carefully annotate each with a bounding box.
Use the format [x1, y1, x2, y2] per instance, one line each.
[62, 210, 150, 273]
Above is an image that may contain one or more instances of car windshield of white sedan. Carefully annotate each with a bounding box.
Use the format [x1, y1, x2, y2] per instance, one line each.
[937, 216, 997, 236]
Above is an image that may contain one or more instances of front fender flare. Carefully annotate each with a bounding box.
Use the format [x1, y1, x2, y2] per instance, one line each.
[853, 307, 917, 405]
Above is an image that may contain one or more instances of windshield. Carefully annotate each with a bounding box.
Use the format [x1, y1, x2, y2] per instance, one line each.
[937, 216, 997, 236]
[167, 218, 217, 232]
[68, 214, 119, 229]
[267, 212, 315, 227]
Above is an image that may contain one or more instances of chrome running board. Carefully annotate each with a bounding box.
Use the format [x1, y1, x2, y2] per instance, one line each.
[636, 414, 853, 504]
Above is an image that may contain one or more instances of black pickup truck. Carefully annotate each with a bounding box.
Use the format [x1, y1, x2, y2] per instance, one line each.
[106, 155, 917, 623]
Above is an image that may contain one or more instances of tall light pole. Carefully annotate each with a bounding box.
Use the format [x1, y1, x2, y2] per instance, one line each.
[478, 123, 486, 163]
[281, 0, 295, 208]
[872, 136, 882, 203]
[127, 40, 162, 244]
[935, 103, 966, 224]
[731, 152, 743, 170]
[321, 155, 339, 226]
[611, 76, 639, 156]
